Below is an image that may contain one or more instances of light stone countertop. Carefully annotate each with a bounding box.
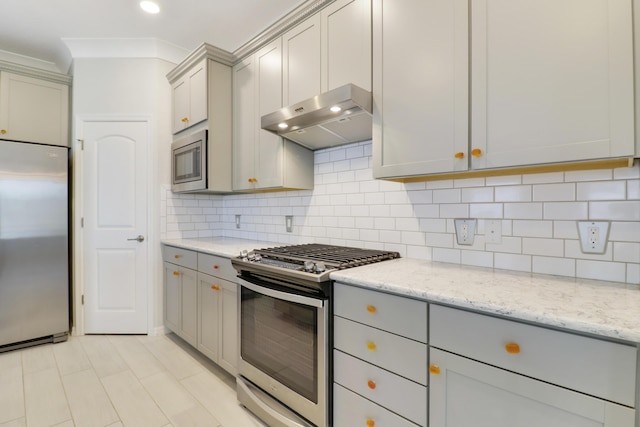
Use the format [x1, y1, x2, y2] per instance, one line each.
[160, 238, 640, 344]
[330, 258, 640, 344]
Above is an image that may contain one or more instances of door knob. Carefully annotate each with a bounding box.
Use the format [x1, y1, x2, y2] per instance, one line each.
[127, 235, 145, 242]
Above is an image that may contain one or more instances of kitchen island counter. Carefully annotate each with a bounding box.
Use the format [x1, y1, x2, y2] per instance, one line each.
[331, 258, 640, 343]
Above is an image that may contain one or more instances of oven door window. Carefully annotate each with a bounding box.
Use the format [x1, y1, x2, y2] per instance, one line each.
[241, 286, 318, 403]
[173, 142, 201, 184]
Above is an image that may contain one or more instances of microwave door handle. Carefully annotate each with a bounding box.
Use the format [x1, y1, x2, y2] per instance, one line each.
[238, 278, 324, 309]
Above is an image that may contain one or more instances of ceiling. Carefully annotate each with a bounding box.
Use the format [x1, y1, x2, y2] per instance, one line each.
[0, 0, 307, 73]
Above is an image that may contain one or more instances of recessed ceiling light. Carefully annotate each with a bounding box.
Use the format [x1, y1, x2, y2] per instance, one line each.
[140, 1, 160, 14]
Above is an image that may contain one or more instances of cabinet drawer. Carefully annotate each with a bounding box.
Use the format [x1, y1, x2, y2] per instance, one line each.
[334, 316, 427, 385]
[162, 245, 197, 269]
[334, 283, 427, 343]
[197, 253, 236, 280]
[333, 383, 420, 427]
[430, 305, 637, 407]
[334, 350, 427, 426]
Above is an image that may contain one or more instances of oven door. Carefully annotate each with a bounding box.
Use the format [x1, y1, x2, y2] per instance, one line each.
[171, 129, 206, 192]
[237, 276, 327, 427]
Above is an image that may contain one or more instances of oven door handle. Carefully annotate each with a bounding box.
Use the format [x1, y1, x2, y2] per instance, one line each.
[238, 278, 325, 309]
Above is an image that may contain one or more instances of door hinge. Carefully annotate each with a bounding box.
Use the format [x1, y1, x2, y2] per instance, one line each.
[77, 138, 84, 150]
[81, 294, 85, 305]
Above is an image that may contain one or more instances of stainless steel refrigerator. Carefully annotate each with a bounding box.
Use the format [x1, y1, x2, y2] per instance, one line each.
[0, 140, 69, 351]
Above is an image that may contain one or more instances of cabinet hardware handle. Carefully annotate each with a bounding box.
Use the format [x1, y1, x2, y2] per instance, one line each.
[471, 148, 483, 157]
[367, 379, 376, 390]
[429, 364, 441, 375]
[454, 151, 465, 159]
[0, 129, 6, 134]
[174, 255, 181, 259]
[213, 265, 219, 269]
[366, 418, 375, 427]
[173, 271, 180, 276]
[211, 285, 220, 291]
[181, 117, 189, 123]
[366, 341, 376, 351]
[505, 342, 521, 354]
[366, 305, 376, 314]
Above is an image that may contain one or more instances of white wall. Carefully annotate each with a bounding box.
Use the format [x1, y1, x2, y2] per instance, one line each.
[162, 141, 640, 285]
[72, 57, 175, 331]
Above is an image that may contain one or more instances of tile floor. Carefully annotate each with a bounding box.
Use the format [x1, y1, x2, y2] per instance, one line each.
[0, 334, 267, 427]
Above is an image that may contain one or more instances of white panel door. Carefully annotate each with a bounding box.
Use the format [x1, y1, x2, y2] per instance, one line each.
[82, 120, 148, 333]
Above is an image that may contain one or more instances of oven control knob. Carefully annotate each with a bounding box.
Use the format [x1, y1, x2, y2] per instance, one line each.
[315, 262, 326, 273]
[240, 250, 248, 258]
[247, 251, 256, 261]
[254, 254, 262, 262]
[304, 260, 315, 272]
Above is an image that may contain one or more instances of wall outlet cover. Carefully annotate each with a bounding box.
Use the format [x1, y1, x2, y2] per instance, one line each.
[485, 220, 503, 244]
[454, 219, 477, 245]
[577, 221, 610, 254]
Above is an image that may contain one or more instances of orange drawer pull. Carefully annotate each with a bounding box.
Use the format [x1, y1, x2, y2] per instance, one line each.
[214, 265, 219, 269]
[366, 341, 377, 351]
[505, 342, 521, 354]
[174, 255, 181, 259]
[471, 148, 483, 157]
[454, 151, 465, 159]
[211, 285, 220, 291]
[172, 271, 180, 276]
[429, 365, 441, 375]
[367, 379, 376, 390]
[366, 418, 375, 427]
[366, 305, 376, 314]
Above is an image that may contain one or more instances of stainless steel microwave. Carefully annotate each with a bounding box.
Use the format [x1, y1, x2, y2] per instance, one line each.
[171, 129, 207, 192]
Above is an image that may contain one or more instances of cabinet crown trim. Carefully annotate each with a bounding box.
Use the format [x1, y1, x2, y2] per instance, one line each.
[0, 60, 72, 86]
[166, 42, 235, 82]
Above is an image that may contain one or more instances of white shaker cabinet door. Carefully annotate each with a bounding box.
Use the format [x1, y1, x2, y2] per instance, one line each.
[282, 14, 321, 106]
[470, 0, 635, 169]
[429, 348, 635, 427]
[372, 0, 469, 178]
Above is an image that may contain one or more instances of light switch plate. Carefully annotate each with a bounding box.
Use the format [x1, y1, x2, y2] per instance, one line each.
[285, 216, 293, 233]
[235, 215, 241, 229]
[577, 221, 610, 254]
[454, 219, 476, 245]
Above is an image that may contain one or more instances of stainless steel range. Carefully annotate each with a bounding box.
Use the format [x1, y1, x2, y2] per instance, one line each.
[232, 244, 400, 427]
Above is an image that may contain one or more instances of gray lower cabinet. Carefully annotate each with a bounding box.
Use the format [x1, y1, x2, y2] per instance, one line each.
[162, 245, 239, 375]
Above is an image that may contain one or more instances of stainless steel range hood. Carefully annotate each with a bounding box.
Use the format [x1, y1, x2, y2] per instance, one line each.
[261, 83, 372, 150]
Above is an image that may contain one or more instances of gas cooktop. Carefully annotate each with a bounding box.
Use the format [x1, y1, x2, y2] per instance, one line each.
[231, 243, 400, 283]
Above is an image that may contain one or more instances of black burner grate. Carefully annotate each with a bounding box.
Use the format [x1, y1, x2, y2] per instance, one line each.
[254, 244, 400, 269]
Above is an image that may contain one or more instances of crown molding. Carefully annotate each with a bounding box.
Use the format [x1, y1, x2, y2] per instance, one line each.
[165, 42, 235, 83]
[232, 0, 336, 60]
[0, 59, 72, 86]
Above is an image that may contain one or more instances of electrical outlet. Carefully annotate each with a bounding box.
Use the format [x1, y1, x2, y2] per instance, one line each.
[285, 216, 293, 233]
[577, 221, 610, 254]
[235, 215, 241, 229]
[454, 219, 477, 245]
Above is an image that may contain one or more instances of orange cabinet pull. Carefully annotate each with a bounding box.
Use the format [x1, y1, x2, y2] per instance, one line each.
[471, 148, 483, 157]
[181, 117, 189, 123]
[172, 271, 180, 276]
[366, 418, 375, 427]
[367, 341, 377, 351]
[211, 285, 220, 291]
[213, 265, 219, 269]
[0, 129, 6, 135]
[454, 151, 465, 159]
[366, 305, 376, 314]
[505, 342, 521, 354]
[367, 379, 376, 390]
[429, 365, 441, 375]
[174, 255, 181, 259]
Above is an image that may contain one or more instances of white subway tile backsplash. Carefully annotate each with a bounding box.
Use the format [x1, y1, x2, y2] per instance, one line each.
[512, 220, 552, 238]
[160, 141, 638, 284]
[543, 202, 588, 220]
[504, 203, 543, 220]
[522, 238, 563, 257]
[532, 256, 575, 277]
[576, 260, 626, 283]
[495, 253, 531, 272]
[589, 201, 640, 221]
[495, 185, 531, 202]
[576, 181, 626, 201]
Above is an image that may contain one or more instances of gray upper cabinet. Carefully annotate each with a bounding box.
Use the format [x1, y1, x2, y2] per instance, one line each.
[283, 14, 322, 106]
[170, 58, 208, 134]
[373, 0, 636, 181]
